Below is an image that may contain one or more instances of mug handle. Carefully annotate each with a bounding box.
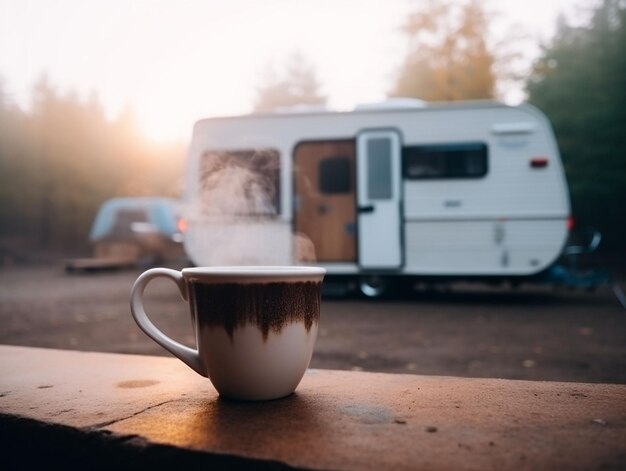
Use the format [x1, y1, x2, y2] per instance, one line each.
[130, 268, 206, 377]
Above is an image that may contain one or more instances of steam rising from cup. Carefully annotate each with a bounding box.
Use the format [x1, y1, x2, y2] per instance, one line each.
[184, 150, 316, 266]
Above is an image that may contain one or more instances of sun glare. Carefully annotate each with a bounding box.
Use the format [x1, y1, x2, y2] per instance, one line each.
[0, 0, 586, 142]
[131, 62, 255, 142]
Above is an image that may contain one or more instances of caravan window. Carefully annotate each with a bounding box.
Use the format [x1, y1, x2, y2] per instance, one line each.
[319, 156, 352, 194]
[403, 142, 488, 179]
[200, 149, 280, 216]
[367, 138, 393, 199]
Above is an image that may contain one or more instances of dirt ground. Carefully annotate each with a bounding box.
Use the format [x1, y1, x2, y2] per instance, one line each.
[1, 264, 624, 384]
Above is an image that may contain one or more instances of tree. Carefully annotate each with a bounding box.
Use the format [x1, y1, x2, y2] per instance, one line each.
[527, 0, 626, 250]
[390, 0, 497, 101]
[0, 77, 40, 243]
[253, 53, 326, 112]
[0, 75, 185, 254]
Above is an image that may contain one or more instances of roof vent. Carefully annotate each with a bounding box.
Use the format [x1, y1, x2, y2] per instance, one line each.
[267, 104, 328, 114]
[354, 97, 427, 111]
[491, 122, 536, 135]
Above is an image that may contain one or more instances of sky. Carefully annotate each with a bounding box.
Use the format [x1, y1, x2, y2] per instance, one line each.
[0, 0, 592, 141]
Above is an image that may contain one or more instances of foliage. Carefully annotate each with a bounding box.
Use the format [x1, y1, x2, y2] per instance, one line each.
[254, 53, 326, 112]
[391, 0, 497, 101]
[527, 0, 626, 249]
[0, 76, 185, 253]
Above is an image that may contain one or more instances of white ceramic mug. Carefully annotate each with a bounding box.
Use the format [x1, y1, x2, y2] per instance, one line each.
[130, 266, 325, 400]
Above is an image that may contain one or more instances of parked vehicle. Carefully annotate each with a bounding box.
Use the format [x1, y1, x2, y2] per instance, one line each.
[66, 197, 185, 272]
[182, 100, 572, 296]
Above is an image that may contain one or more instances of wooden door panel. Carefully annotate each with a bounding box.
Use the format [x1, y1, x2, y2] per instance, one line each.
[294, 141, 356, 262]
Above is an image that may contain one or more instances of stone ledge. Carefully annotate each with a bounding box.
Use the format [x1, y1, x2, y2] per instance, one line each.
[0, 345, 625, 470]
[0, 412, 295, 470]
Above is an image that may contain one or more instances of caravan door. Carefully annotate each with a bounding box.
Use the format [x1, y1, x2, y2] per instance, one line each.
[356, 130, 403, 269]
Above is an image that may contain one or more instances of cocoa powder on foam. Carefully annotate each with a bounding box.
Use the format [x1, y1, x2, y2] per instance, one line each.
[190, 281, 321, 340]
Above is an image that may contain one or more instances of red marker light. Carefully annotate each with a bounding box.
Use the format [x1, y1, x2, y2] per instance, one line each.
[530, 157, 549, 168]
[177, 218, 188, 233]
[567, 216, 575, 231]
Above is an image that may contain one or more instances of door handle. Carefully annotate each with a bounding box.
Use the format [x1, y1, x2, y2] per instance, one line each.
[358, 205, 375, 214]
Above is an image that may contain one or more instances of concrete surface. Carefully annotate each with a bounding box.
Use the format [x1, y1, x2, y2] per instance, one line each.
[1, 266, 625, 384]
[0, 345, 625, 470]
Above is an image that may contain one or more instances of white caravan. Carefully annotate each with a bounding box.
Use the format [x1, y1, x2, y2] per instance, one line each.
[182, 100, 571, 296]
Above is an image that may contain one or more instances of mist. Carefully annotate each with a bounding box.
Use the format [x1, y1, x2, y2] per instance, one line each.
[184, 150, 316, 267]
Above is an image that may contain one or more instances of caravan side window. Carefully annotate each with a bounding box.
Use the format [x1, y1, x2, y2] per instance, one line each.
[403, 142, 488, 179]
[200, 149, 280, 216]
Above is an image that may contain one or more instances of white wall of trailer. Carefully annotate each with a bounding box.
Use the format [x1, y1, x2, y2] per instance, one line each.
[184, 102, 570, 276]
[398, 105, 569, 275]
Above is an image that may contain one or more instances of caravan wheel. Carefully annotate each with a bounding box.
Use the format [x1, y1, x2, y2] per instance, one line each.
[359, 276, 387, 298]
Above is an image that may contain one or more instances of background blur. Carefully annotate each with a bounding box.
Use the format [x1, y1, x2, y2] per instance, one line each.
[1, 0, 624, 384]
[1, 0, 624, 260]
